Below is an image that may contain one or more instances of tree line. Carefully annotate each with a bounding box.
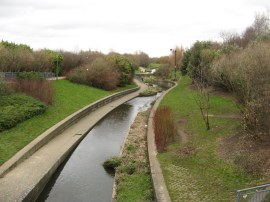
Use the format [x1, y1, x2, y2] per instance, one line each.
[0, 40, 156, 75]
[0, 40, 170, 90]
[181, 13, 270, 140]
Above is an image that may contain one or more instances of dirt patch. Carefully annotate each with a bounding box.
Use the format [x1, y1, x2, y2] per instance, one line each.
[176, 119, 188, 144]
[177, 118, 187, 126]
[217, 132, 270, 179]
[189, 84, 235, 98]
[175, 145, 196, 157]
[208, 86, 235, 98]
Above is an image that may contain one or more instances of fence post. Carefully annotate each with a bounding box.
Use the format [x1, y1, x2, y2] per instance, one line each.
[237, 190, 241, 202]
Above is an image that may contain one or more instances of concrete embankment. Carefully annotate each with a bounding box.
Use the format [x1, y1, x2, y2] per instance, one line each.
[147, 82, 177, 202]
[0, 82, 147, 202]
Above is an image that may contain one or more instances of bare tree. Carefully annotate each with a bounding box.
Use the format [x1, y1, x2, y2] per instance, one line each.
[194, 69, 211, 130]
[253, 12, 270, 37]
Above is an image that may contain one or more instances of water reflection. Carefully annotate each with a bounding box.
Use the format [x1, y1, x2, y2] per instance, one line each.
[37, 95, 159, 202]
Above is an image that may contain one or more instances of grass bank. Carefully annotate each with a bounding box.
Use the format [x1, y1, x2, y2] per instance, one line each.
[0, 80, 136, 165]
[157, 76, 261, 201]
[114, 111, 154, 202]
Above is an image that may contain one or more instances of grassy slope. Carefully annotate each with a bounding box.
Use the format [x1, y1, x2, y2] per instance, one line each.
[157, 76, 260, 202]
[0, 80, 136, 165]
[115, 111, 154, 202]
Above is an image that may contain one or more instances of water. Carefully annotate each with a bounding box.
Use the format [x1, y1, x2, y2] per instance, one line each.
[37, 95, 159, 202]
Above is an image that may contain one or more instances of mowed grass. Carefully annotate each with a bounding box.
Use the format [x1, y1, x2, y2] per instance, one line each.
[157, 76, 260, 201]
[116, 174, 153, 202]
[0, 80, 136, 165]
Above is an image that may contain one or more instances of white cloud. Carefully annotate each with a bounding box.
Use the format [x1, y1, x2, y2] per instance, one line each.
[0, 0, 268, 57]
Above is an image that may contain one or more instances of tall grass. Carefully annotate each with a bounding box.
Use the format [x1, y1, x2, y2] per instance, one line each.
[153, 106, 176, 152]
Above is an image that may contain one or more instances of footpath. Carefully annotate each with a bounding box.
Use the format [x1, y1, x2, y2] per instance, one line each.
[0, 81, 148, 202]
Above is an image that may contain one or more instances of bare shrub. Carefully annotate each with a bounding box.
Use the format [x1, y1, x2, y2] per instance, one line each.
[234, 152, 268, 176]
[11, 79, 55, 105]
[244, 99, 270, 139]
[85, 58, 120, 90]
[211, 41, 270, 139]
[67, 67, 87, 84]
[211, 51, 249, 103]
[61, 51, 83, 75]
[154, 64, 170, 79]
[242, 42, 270, 139]
[68, 57, 120, 90]
[153, 106, 176, 152]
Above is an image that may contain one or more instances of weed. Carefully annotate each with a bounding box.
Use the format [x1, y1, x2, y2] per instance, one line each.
[103, 156, 122, 175]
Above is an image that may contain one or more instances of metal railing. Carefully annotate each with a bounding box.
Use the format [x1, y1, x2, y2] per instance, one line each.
[237, 184, 270, 202]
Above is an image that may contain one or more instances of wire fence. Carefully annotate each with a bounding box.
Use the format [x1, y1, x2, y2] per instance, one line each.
[0, 72, 55, 79]
[237, 184, 270, 202]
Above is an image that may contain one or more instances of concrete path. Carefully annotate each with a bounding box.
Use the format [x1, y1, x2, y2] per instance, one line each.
[0, 81, 148, 202]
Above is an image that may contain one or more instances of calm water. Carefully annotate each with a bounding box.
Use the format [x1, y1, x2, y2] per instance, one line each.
[37, 95, 159, 202]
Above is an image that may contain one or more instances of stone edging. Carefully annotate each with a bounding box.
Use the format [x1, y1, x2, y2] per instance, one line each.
[0, 86, 140, 178]
[147, 82, 177, 202]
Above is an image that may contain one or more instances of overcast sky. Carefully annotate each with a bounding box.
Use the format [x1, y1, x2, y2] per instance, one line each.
[0, 0, 269, 57]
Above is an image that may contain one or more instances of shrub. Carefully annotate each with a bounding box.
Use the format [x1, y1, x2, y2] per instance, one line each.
[67, 67, 87, 84]
[154, 64, 170, 79]
[211, 41, 270, 139]
[86, 58, 120, 90]
[244, 98, 270, 139]
[0, 79, 12, 96]
[0, 94, 46, 132]
[11, 79, 55, 105]
[17, 71, 43, 80]
[107, 54, 135, 86]
[142, 76, 156, 84]
[153, 106, 176, 152]
[139, 87, 158, 97]
[68, 57, 120, 90]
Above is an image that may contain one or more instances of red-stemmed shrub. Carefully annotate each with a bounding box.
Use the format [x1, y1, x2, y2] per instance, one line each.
[153, 106, 176, 152]
[11, 79, 55, 105]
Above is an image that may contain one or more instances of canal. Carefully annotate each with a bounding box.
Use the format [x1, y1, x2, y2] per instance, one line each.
[37, 94, 159, 202]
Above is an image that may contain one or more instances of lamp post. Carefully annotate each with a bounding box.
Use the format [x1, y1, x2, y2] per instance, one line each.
[56, 58, 58, 80]
[170, 48, 177, 80]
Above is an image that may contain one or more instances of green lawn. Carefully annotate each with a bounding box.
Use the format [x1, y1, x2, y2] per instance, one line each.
[0, 80, 136, 165]
[157, 76, 261, 202]
[116, 174, 153, 202]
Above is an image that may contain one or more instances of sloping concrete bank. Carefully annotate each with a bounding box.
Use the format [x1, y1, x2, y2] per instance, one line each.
[0, 86, 139, 178]
[147, 82, 177, 202]
[0, 82, 147, 202]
